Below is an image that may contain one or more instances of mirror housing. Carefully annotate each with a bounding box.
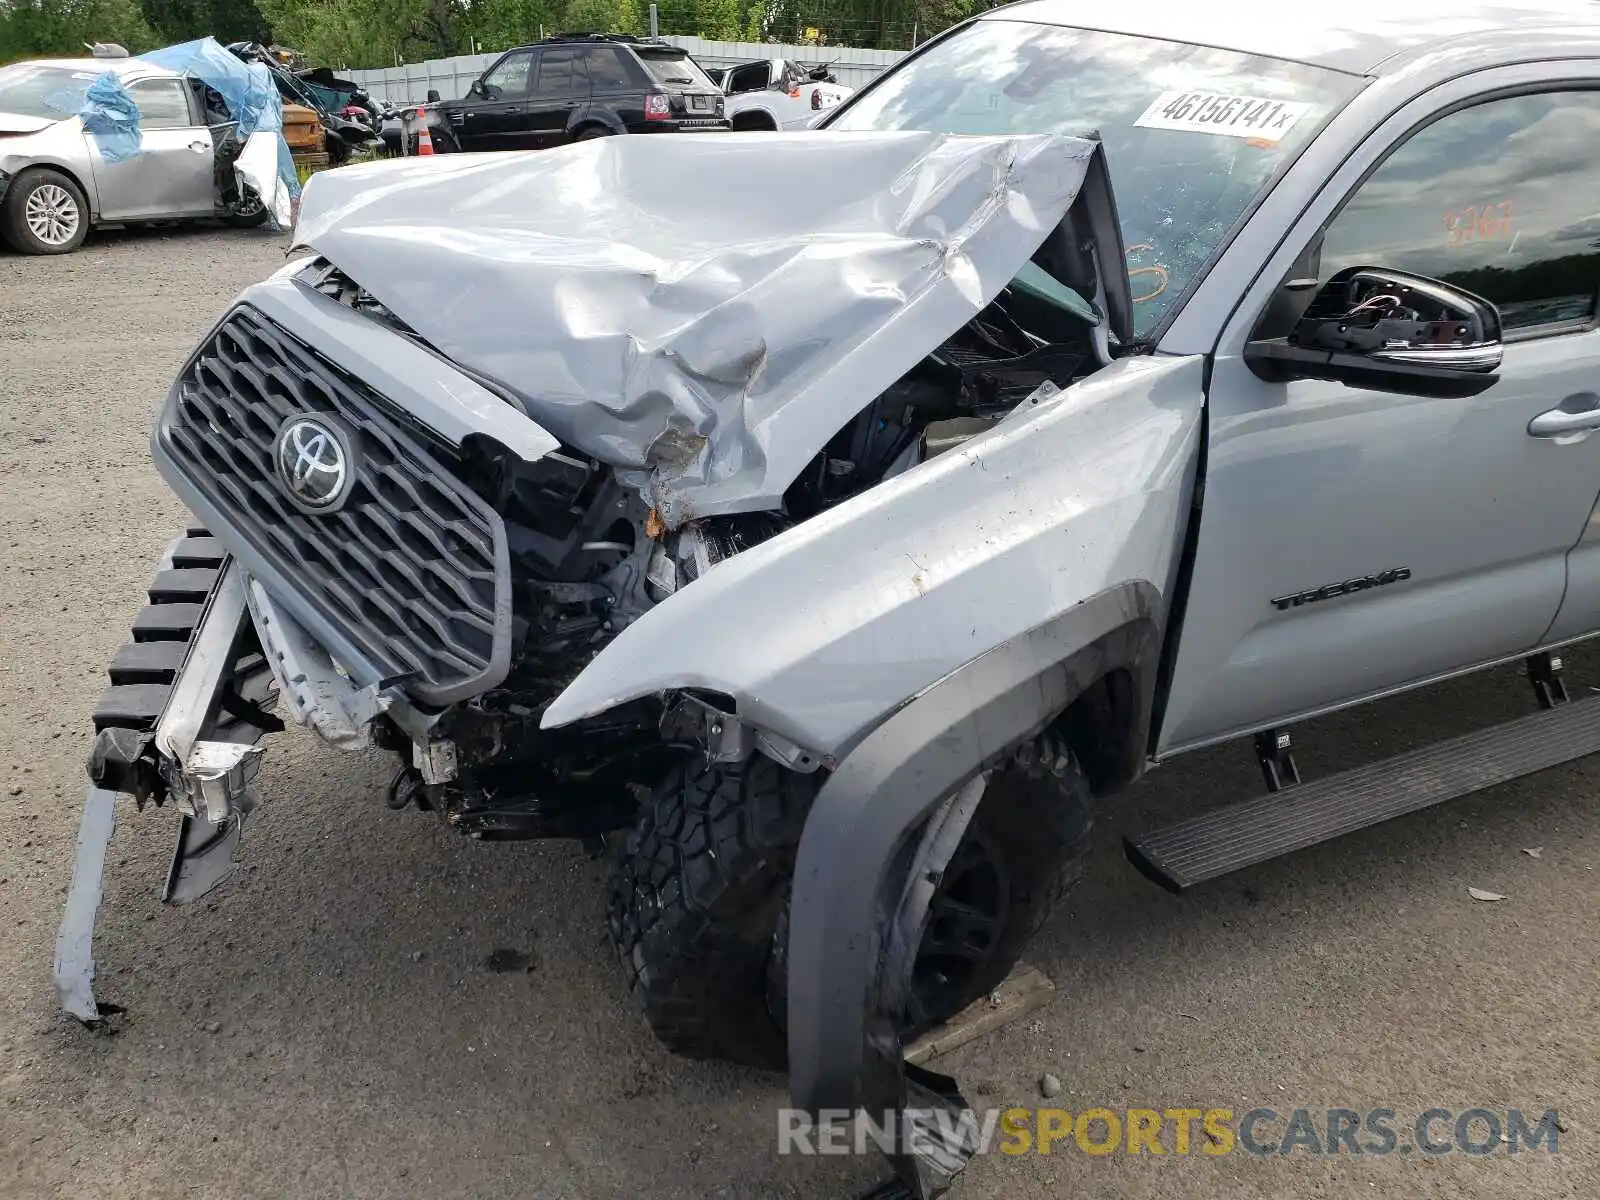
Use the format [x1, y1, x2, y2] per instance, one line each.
[1246, 266, 1503, 399]
[427, 87, 442, 103]
[466, 80, 485, 99]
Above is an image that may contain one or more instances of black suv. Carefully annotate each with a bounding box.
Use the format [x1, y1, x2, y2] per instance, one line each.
[429, 34, 729, 151]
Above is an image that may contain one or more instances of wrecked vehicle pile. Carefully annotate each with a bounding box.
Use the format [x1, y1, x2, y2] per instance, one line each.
[227, 42, 381, 166]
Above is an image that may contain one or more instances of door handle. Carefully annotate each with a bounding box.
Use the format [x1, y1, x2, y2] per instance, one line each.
[188, 141, 210, 154]
[1529, 399, 1600, 438]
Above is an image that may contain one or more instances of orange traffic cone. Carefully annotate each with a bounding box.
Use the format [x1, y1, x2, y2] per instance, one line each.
[415, 108, 435, 156]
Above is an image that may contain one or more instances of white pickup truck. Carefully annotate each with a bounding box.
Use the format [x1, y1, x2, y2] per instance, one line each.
[706, 57, 851, 130]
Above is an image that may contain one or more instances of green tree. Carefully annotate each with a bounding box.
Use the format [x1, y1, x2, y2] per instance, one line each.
[1, 0, 159, 62]
[257, 0, 470, 64]
[740, 0, 763, 42]
[137, 0, 270, 44]
[693, 0, 738, 39]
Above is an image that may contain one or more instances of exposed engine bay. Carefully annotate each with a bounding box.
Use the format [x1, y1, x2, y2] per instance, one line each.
[358, 273, 1106, 841]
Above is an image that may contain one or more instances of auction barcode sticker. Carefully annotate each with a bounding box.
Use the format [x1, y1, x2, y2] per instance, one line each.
[1134, 90, 1312, 140]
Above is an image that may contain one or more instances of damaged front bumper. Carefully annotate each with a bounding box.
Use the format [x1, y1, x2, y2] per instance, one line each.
[53, 532, 415, 1023]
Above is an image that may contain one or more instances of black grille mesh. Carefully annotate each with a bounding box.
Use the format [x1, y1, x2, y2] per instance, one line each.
[157, 305, 510, 703]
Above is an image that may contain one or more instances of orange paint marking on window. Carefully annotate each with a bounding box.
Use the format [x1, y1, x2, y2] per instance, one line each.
[1444, 199, 1515, 248]
[1125, 242, 1170, 303]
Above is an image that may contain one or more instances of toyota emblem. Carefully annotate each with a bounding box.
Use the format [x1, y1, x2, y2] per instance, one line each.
[273, 415, 354, 512]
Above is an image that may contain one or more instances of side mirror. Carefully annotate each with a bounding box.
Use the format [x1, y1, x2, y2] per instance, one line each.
[1245, 266, 1503, 399]
[465, 80, 484, 99]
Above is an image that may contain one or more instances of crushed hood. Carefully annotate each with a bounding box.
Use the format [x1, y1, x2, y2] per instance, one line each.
[291, 131, 1105, 522]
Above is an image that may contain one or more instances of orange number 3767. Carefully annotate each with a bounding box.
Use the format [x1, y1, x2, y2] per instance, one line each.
[1444, 200, 1515, 247]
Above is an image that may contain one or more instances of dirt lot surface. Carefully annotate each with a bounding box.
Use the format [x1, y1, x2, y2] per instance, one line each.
[2, 228, 1597, 1200]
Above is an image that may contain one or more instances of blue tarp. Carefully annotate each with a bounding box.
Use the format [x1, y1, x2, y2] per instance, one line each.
[77, 74, 142, 162]
[140, 37, 283, 138]
[41, 71, 142, 163]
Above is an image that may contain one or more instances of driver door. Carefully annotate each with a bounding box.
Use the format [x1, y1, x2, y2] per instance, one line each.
[1159, 74, 1600, 753]
[92, 78, 214, 221]
[453, 50, 534, 151]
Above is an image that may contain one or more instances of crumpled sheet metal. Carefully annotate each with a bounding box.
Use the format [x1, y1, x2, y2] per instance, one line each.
[291, 131, 1099, 522]
[236, 130, 296, 230]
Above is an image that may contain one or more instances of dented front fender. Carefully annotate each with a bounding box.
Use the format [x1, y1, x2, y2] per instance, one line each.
[541, 354, 1206, 757]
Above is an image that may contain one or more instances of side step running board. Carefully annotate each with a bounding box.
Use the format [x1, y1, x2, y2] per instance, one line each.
[1128, 693, 1600, 891]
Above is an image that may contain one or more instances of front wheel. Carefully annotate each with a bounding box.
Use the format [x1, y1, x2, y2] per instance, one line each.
[767, 739, 1094, 1040]
[220, 190, 269, 229]
[606, 737, 1094, 1069]
[2, 168, 88, 255]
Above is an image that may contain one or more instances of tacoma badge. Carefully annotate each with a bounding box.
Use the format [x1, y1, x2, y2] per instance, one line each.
[1271, 568, 1412, 611]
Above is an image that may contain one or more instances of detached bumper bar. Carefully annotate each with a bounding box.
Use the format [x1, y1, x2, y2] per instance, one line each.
[54, 533, 275, 1023]
[54, 525, 425, 1023]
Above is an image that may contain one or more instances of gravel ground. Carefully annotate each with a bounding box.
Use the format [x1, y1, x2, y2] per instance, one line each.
[2, 228, 1597, 1200]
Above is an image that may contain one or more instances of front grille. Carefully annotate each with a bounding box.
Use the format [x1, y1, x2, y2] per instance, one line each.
[156, 305, 511, 704]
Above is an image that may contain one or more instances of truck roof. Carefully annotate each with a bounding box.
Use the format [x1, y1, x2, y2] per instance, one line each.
[990, 0, 1600, 75]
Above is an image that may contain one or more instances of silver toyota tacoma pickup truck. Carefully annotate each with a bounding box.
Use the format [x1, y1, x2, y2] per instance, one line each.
[57, 1, 1600, 1195]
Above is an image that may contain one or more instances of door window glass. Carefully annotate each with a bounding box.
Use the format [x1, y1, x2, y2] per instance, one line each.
[129, 79, 192, 129]
[533, 49, 588, 97]
[1321, 91, 1600, 331]
[482, 51, 533, 100]
[726, 62, 769, 94]
[580, 47, 634, 90]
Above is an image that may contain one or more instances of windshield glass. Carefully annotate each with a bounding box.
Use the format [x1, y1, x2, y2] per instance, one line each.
[828, 21, 1362, 338]
[0, 64, 101, 121]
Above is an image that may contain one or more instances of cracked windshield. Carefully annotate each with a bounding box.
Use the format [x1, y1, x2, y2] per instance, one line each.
[828, 21, 1363, 338]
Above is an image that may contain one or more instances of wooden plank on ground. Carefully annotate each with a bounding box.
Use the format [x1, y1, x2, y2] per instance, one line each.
[903, 962, 1056, 1066]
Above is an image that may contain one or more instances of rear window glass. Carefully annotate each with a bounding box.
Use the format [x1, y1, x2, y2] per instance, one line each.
[635, 50, 715, 90]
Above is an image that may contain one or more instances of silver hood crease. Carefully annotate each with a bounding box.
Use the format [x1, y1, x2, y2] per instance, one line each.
[290, 130, 1103, 522]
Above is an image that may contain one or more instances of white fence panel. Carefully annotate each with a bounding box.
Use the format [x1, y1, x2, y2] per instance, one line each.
[347, 39, 907, 106]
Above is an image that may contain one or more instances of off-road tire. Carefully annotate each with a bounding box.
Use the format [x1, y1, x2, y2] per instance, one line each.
[610, 739, 1094, 1069]
[606, 755, 817, 1069]
[2, 168, 89, 255]
[767, 744, 1095, 1038]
